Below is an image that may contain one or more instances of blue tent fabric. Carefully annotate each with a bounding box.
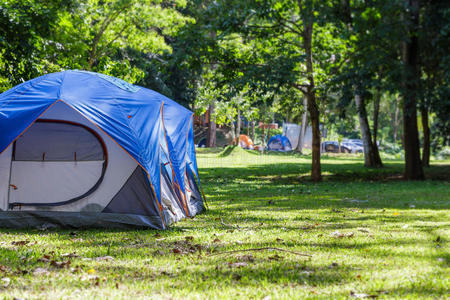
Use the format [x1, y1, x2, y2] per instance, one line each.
[187, 119, 200, 183]
[0, 70, 202, 219]
[161, 99, 193, 194]
[267, 135, 292, 152]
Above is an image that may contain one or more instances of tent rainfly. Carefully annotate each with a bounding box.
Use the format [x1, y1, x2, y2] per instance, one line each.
[267, 135, 292, 152]
[0, 70, 204, 229]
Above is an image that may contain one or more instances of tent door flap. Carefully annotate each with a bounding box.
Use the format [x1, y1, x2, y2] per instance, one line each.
[7, 119, 107, 208]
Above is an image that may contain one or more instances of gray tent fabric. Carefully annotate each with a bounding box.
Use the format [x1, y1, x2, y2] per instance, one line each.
[161, 163, 186, 213]
[103, 167, 162, 219]
[186, 166, 204, 216]
[160, 165, 186, 224]
[0, 211, 164, 229]
[14, 121, 104, 161]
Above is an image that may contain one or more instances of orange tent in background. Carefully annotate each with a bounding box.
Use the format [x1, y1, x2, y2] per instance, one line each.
[239, 134, 255, 150]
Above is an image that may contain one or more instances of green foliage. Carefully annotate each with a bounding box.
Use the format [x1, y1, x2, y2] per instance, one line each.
[0, 0, 448, 148]
[0, 0, 74, 89]
[48, 0, 192, 81]
[0, 0, 195, 98]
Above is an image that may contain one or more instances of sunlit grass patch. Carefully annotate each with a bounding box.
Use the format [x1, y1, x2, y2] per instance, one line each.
[0, 149, 449, 299]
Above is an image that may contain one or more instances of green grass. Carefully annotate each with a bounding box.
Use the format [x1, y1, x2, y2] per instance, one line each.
[0, 148, 449, 299]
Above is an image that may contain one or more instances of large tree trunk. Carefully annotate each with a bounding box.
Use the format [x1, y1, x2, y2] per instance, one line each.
[236, 109, 241, 138]
[206, 103, 216, 147]
[303, 19, 321, 181]
[393, 97, 400, 143]
[421, 106, 430, 167]
[355, 94, 383, 167]
[229, 114, 236, 145]
[373, 92, 380, 145]
[297, 97, 308, 153]
[402, 0, 424, 180]
[372, 91, 383, 165]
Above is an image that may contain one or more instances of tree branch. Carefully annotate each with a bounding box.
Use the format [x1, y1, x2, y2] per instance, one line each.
[88, 5, 130, 68]
[292, 82, 308, 94]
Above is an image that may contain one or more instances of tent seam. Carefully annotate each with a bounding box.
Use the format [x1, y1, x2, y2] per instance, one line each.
[161, 108, 190, 216]
[57, 71, 67, 100]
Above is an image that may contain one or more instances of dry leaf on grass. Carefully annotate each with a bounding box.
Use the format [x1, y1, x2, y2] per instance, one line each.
[0, 265, 11, 273]
[268, 254, 284, 261]
[33, 268, 49, 275]
[330, 231, 354, 238]
[238, 254, 254, 262]
[50, 260, 71, 268]
[11, 240, 29, 246]
[228, 262, 248, 268]
[81, 274, 98, 281]
[70, 266, 82, 273]
[172, 248, 183, 254]
[37, 255, 52, 263]
[328, 262, 339, 268]
[350, 291, 378, 298]
[61, 252, 80, 258]
[95, 256, 114, 261]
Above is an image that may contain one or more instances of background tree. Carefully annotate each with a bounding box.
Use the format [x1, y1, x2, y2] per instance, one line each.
[0, 0, 74, 91]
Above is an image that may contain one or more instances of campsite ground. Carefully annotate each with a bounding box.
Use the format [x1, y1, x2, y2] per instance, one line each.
[0, 147, 449, 299]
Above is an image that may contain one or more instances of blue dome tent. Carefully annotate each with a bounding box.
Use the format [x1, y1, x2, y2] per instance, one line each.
[267, 135, 292, 152]
[0, 70, 204, 229]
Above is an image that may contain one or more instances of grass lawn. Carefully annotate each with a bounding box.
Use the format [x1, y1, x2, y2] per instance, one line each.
[0, 148, 449, 299]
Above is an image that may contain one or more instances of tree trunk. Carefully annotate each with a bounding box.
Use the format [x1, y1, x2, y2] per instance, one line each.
[230, 115, 236, 145]
[206, 103, 216, 147]
[297, 97, 308, 153]
[372, 90, 383, 165]
[261, 127, 266, 150]
[402, 0, 424, 180]
[421, 106, 430, 167]
[355, 94, 383, 167]
[236, 109, 241, 138]
[303, 19, 321, 181]
[393, 97, 400, 143]
[251, 120, 255, 142]
[373, 92, 380, 145]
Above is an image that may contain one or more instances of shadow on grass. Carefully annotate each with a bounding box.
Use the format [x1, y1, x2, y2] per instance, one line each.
[200, 162, 450, 182]
[198, 161, 449, 211]
[0, 231, 446, 296]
